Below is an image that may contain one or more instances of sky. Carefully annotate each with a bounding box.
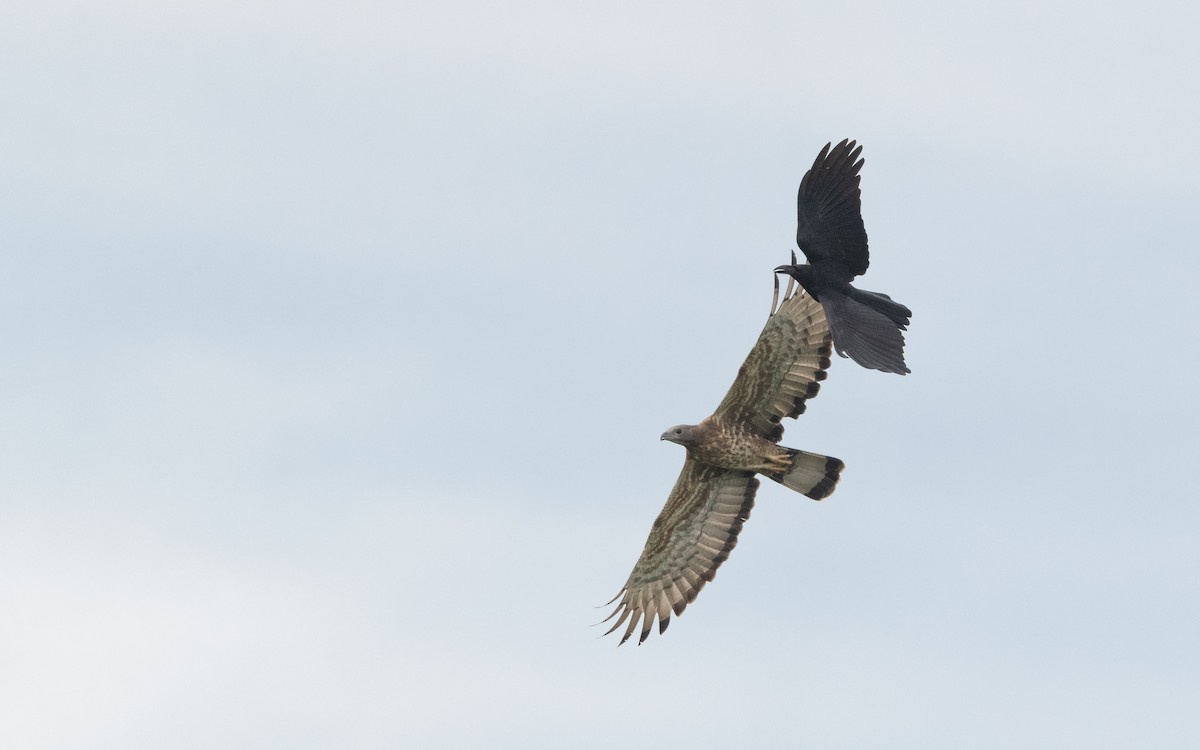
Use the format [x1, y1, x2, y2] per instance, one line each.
[2, 0, 1198, 747]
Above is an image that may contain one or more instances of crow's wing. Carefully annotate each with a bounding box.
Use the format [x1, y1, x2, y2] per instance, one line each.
[795, 139, 870, 279]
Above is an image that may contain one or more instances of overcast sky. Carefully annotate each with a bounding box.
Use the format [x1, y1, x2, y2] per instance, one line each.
[2, 1, 1198, 747]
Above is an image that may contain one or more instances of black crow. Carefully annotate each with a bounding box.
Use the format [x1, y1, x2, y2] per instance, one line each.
[775, 139, 911, 375]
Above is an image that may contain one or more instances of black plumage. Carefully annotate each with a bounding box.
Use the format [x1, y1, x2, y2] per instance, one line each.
[775, 139, 912, 375]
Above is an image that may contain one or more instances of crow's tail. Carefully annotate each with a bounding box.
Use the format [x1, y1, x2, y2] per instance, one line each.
[853, 288, 911, 329]
[822, 288, 911, 375]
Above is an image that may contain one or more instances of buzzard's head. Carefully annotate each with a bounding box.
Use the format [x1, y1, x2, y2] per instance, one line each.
[660, 424, 699, 447]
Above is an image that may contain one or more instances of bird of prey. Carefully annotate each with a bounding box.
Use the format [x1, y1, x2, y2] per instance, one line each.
[602, 277, 843, 645]
[775, 139, 912, 375]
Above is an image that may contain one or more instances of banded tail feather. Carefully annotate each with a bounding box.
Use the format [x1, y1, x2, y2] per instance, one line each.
[767, 447, 844, 500]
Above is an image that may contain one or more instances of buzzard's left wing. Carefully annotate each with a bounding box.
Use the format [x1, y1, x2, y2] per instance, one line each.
[710, 284, 834, 442]
[603, 459, 757, 645]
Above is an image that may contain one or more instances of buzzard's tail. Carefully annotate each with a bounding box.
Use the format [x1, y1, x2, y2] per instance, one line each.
[768, 448, 844, 500]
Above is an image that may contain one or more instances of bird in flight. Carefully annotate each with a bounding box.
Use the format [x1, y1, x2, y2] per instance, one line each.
[602, 277, 843, 645]
[775, 139, 912, 375]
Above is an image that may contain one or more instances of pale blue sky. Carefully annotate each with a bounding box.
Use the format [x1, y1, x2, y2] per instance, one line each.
[2, 1, 1198, 747]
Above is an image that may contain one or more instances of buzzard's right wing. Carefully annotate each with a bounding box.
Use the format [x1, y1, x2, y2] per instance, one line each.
[711, 284, 833, 442]
[602, 459, 758, 645]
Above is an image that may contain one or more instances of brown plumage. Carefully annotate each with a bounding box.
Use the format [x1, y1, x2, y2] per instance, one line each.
[602, 279, 844, 645]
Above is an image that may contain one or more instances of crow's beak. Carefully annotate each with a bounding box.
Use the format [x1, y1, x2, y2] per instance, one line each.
[774, 265, 793, 273]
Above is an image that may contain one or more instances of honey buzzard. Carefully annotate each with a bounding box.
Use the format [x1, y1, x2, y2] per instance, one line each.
[602, 275, 843, 645]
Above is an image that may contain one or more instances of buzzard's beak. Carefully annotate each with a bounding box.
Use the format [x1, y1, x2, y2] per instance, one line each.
[774, 265, 793, 273]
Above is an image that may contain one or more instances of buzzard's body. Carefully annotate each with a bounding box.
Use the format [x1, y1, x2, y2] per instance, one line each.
[603, 282, 843, 645]
[775, 139, 912, 375]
